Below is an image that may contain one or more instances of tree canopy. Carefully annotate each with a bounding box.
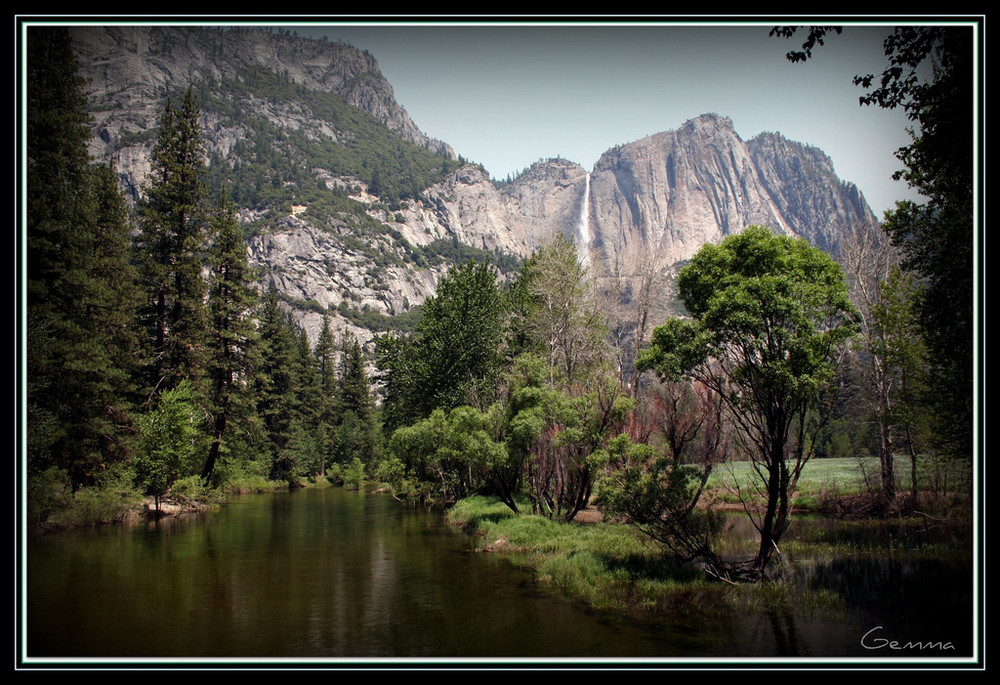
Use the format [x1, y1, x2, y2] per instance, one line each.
[637, 226, 857, 580]
[377, 260, 508, 432]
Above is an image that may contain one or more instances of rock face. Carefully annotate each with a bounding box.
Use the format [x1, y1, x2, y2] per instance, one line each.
[588, 114, 876, 269]
[72, 26, 453, 162]
[64, 27, 879, 347]
[421, 158, 588, 257]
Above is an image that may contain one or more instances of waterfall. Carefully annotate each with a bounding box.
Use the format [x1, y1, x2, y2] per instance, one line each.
[576, 172, 591, 268]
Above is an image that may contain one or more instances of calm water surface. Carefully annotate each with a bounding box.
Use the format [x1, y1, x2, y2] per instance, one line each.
[26, 488, 975, 661]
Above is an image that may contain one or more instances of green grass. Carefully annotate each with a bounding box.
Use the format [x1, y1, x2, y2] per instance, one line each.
[446, 495, 867, 622]
[706, 456, 972, 508]
[447, 496, 730, 615]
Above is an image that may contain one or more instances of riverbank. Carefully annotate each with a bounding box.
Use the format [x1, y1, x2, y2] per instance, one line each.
[26, 472, 302, 536]
[445, 491, 973, 624]
[446, 495, 739, 617]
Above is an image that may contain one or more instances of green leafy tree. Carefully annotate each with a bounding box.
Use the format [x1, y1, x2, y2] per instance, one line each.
[594, 379, 727, 572]
[378, 260, 508, 431]
[387, 406, 506, 505]
[135, 381, 203, 511]
[637, 226, 856, 581]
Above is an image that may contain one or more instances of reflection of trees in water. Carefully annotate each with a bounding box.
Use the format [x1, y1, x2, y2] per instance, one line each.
[767, 609, 802, 657]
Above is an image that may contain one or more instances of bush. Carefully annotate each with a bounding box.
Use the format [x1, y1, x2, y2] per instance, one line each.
[373, 456, 421, 500]
[343, 457, 366, 491]
[62, 465, 144, 527]
[27, 467, 72, 529]
[171, 475, 226, 505]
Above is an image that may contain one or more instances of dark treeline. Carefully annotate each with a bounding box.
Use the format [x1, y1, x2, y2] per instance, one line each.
[26, 28, 380, 527]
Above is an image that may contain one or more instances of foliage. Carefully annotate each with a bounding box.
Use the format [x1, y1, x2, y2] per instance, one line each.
[27, 467, 73, 529]
[198, 64, 463, 213]
[447, 495, 723, 616]
[513, 235, 608, 387]
[136, 86, 210, 397]
[342, 457, 367, 491]
[416, 237, 521, 275]
[594, 378, 725, 569]
[387, 406, 507, 505]
[377, 260, 509, 432]
[594, 435, 721, 566]
[637, 226, 857, 580]
[838, 222, 929, 506]
[26, 28, 142, 488]
[202, 188, 263, 483]
[868, 28, 974, 464]
[62, 468, 144, 526]
[134, 381, 204, 509]
[335, 301, 424, 334]
[773, 25, 975, 463]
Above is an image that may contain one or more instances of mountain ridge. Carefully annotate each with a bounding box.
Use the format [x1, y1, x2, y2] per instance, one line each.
[67, 26, 879, 346]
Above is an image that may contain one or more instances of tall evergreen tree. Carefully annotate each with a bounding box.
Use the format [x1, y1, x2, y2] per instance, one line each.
[201, 189, 261, 482]
[312, 313, 339, 476]
[334, 331, 379, 467]
[255, 287, 317, 482]
[315, 313, 338, 401]
[26, 28, 141, 486]
[338, 331, 374, 426]
[137, 86, 209, 398]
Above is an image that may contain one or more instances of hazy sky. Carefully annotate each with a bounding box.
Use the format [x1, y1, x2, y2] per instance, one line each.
[278, 20, 934, 217]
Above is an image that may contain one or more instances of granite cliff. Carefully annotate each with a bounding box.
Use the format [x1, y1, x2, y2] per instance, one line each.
[66, 26, 879, 346]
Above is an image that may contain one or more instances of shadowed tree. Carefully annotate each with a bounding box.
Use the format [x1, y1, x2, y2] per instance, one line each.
[773, 25, 975, 463]
[136, 86, 210, 399]
[26, 28, 142, 487]
[201, 189, 261, 483]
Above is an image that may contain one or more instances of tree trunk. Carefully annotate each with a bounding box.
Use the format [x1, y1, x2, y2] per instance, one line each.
[201, 411, 227, 483]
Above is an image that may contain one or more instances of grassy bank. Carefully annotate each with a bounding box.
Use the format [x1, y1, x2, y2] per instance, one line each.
[446, 454, 972, 621]
[447, 495, 753, 618]
[27, 467, 295, 534]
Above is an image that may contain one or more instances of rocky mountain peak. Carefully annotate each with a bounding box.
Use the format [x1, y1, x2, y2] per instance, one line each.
[65, 26, 879, 348]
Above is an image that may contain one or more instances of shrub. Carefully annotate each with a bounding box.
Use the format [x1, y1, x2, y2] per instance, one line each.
[343, 457, 366, 491]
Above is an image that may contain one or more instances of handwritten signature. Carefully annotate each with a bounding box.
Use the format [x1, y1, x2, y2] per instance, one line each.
[861, 626, 956, 651]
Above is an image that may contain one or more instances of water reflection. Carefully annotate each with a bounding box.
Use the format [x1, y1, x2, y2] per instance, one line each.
[25, 488, 974, 660]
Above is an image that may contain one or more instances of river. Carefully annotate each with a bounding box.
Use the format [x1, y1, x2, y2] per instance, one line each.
[24, 487, 976, 663]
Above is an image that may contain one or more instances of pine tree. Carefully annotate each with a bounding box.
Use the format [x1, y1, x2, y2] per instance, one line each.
[334, 331, 379, 467]
[201, 189, 261, 482]
[313, 313, 338, 476]
[315, 313, 338, 401]
[256, 287, 308, 482]
[26, 28, 142, 487]
[337, 331, 374, 426]
[137, 86, 209, 398]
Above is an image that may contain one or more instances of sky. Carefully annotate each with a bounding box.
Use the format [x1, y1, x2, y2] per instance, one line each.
[273, 19, 938, 217]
